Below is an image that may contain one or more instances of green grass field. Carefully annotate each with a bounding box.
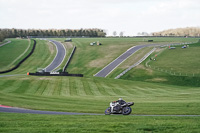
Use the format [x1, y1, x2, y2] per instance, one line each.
[53, 37, 199, 77]
[54, 38, 141, 76]
[0, 39, 8, 45]
[121, 41, 200, 87]
[148, 42, 200, 75]
[1, 37, 200, 132]
[0, 39, 57, 74]
[0, 39, 32, 71]
[0, 75, 200, 114]
[1, 113, 200, 133]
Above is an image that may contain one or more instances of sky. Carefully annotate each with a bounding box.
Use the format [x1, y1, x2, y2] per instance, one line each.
[0, 0, 200, 36]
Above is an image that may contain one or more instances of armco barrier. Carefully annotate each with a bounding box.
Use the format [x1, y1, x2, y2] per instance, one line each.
[0, 39, 36, 74]
[28, 72, 83, 77]
[63, 46, 76, 72]
[115, 48, 156, 79]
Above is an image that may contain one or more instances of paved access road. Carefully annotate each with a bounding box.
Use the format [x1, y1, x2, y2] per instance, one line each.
[94, 44, 159, 77]
[45, 40, 66, 72]
[0, 40, 11, 47]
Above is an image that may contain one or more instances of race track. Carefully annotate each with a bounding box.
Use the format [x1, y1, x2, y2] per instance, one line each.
[94, 42, 187, 78]
[0, 40, 11, 47]
[0, 106, 101, 115]
[45, 40, 66, 72]
[94, 44, 158, 77]
[1, 106, 199, 116]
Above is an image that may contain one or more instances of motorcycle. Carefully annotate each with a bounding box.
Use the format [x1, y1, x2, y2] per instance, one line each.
[105, 100, 134, 115]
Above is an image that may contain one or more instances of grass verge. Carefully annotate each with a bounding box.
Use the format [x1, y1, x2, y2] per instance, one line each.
[0, 113, 200, 133]
[0, 75, 200, 115]
[121, 42, 200, 87]
[0, 39, 30, 71]
[0, 39, 56, 74]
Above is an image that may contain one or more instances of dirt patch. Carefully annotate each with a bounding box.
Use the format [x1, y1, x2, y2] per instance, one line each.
[145, 78, 168, 82]
[47, 42, 55, 54]
[20, 78, 30, 80]
[154, 47, 165, 53]
[119, 49, 149, 69]
[88, 58, 111, 68]
[62, 42, 73, 49]
[136, 65, 153, 74]
[88, 45, 122, 68]
[39, 77, 53, 80]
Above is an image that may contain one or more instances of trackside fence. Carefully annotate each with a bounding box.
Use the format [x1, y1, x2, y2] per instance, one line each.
[29, 72, 83, 77]
[63, 46, 76, 72]
[146, 65, 200, 77]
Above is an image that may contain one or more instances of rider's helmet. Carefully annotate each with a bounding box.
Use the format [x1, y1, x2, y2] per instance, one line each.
[118, 98, 122, 101]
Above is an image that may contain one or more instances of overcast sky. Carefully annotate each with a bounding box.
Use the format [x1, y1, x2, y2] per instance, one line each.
[0, 0, 200, 36]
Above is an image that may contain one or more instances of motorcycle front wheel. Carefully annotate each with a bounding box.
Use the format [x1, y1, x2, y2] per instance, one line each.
[122, 107, 132, 115]
[105, 107, 111, 115]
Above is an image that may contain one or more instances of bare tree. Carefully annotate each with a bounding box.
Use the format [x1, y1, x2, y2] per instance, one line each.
[119, 31, 124, 37]
[113, 31, 117, 36]
[137, 32, 141, 36]
[141, 32, 149, 36]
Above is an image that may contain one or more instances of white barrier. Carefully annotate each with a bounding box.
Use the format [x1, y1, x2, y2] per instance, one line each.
[115, 48, 156, 79]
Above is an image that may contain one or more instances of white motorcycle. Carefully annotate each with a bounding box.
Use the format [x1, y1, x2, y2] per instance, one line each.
[105, 100, 134, 115]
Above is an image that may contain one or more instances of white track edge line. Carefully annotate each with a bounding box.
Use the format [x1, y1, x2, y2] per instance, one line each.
[44, 40, 58, 72]
[104, 48, 141, 77]
[51, 41, 67, 72]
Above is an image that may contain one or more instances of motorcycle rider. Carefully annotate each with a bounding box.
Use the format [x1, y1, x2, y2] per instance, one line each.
[105, 98, 134, 115]
[111, 98, 126, 112]
[117, 98, 126, 105]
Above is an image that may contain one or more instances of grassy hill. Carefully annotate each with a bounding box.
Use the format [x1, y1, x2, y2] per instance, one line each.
[0, 37, 200, 114]
[54, 37, 199, 77]
[0, 39, 31, 71]
[121, 41, 200, 87]
[0, 39, 57, 74]
[1, 37, 200, 132]
[148, 42, 200, 75]
[1, 75, 200, 114]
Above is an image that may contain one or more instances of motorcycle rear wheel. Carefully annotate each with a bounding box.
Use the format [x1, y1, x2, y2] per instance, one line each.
[122, 107, 132, 115]
[105, 107, 111, 115]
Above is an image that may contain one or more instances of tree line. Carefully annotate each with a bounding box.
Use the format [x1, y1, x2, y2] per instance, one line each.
[152, 27, 200, 36]
[0, 28, 106, 42]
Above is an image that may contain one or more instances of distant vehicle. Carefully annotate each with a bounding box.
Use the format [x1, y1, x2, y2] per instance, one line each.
[90, 41, 102, 46]
[105, 98, 134, 115]
[65, 38, 72, 42]
[182, 45, 187, 48]
[169, 47, 176, 49]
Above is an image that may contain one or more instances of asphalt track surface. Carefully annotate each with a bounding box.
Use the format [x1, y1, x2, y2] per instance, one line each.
[0, 74, 26, 77]
[0, 107, 101, 115]
[1, 106, 200, 116]
[45, 40, 66, 72]
[94, 44, 160, 77]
